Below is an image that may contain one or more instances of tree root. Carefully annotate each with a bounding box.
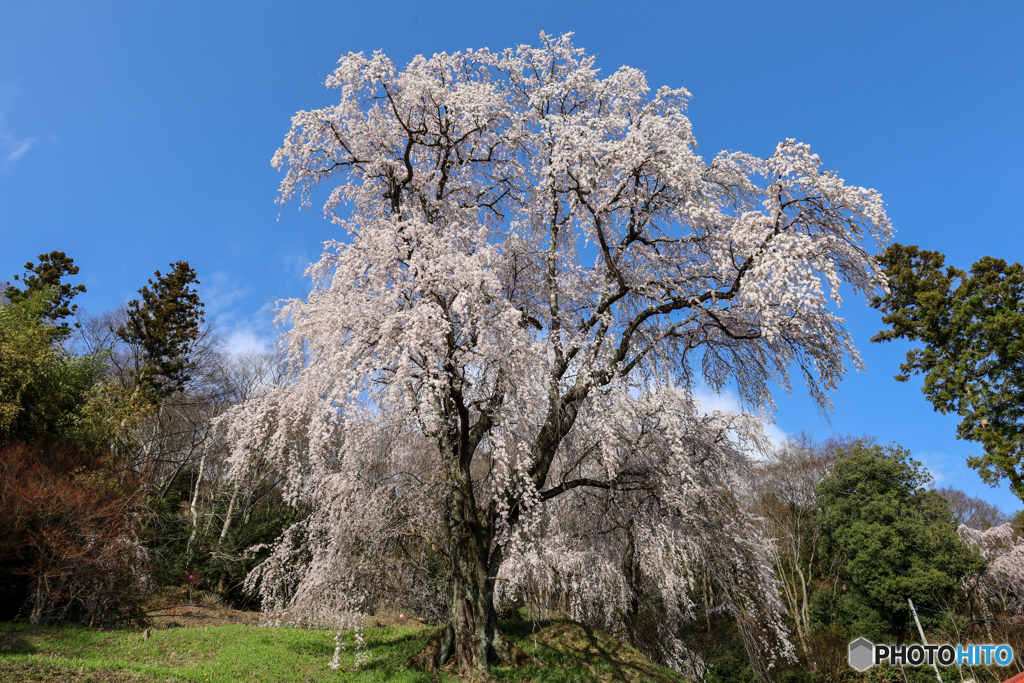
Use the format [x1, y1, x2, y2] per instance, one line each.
[406, 628, 449, 671]
[492, 630, 536, 668]
[407, 626, 540, 677]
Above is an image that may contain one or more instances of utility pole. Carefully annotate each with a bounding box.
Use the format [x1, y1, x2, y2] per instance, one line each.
[909, 598, 943, 683]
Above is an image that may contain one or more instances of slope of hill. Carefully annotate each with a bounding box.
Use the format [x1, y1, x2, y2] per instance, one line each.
[0, 617, 690, 682]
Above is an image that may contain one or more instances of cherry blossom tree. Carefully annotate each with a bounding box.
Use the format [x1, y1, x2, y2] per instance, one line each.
[222, 33, 892, 676]
[959, 522, 1024, 620]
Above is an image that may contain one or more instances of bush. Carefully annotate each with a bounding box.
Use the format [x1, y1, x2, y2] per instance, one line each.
[0, 441, 149, 626]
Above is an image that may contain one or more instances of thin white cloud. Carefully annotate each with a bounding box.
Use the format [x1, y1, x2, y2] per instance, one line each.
[0, 108, 35, 169]
[911, 450, 952, 489]
[225, 327, 270, 356]
[280, 246, 316, 281]
[195, 272, 279, 358]
[762, 422, 790, 452]
[6, 137, 32, 162]
[691, 384, 790, 451]
[212, 312, 277, 359]
[202, 271, 251, 316]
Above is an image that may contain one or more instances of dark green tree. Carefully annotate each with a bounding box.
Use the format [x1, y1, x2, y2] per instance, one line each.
[5, 251, 87, 336]
[814, 442, 983, 640]
[117, 262, 205, 402]
[871, 244, 1024, 501]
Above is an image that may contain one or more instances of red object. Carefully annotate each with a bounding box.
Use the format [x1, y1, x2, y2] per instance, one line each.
[1002, 671, 1024, 683]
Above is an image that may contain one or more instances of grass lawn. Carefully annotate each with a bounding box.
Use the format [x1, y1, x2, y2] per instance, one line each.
[0, 618, 690, 682]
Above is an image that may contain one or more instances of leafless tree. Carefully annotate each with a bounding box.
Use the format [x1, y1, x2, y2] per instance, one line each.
[749, 433, 867, 671]
[938, 486, 1013, 530]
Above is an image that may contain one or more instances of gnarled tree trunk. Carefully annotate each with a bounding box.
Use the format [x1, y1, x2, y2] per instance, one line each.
[407, 379, 584, 676]
[409, 421, 533, 677]
[411, 521, 531, 676]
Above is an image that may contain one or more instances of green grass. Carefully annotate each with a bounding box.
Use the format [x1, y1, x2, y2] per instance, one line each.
[0, 619, 690, 682]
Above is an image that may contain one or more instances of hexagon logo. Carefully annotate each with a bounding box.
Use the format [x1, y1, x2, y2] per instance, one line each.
[848, 637, 874, 671]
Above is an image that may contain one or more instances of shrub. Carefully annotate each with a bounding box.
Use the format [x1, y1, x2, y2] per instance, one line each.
[0, 441, 149, 626]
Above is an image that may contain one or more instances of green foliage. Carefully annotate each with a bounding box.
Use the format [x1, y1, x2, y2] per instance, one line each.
[141, 475, 299, 607]
[141, 488, 192, 587]
[0, 289, 144, 451]
[677, 613, 761, 683]
[5, 251, 87, 336]
[0, 290, 59, 442]
[872, 243, 1024, 500]
[117, 262, 205, 402]
[814, 442, 984, 640]
[208, 496, 300, 606]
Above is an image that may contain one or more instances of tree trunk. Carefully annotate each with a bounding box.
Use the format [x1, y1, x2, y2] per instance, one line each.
[409, 476, 532, 676]
[30, 577, 48, 625]
[218, 479, 242, 544]
[185, 440, 209, 560]
[622, 523, 646, 648]
[434, 477, 496, 675]
[408, 384, 579, 676]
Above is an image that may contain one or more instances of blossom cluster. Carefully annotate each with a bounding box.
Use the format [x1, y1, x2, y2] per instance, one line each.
[220, 32, 890, 673]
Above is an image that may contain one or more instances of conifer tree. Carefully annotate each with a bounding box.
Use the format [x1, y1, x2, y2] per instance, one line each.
[118, 261, 204, 402]
[5, 251, 86, 336]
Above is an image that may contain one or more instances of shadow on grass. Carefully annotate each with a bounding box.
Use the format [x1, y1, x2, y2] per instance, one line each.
[362, 628, 437, 650]
[285, 638, 335, 657]
[498, 618, 557, 638]
[0, 628, 36, 656]
[357, 628, 440, 673]
[580, 622, 637, 683]
[496, 619, 686, 683]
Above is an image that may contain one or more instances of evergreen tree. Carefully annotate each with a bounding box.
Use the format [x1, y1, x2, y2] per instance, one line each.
[117, 262, 205, 402]
[872, 244, 1024, 501]
[5, 251, 87, 337]
[815, 442, 983, 640]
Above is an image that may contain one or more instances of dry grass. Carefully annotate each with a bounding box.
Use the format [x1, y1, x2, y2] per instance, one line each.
[138, 585, 261, 629]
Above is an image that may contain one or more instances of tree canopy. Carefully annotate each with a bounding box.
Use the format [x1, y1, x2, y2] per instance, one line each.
[815, 442, 983, 640]
[5, 251, 87, 336]
[117, 261, 205, 402]
[221, 33, 892, 677]
[872, 243, 1024, 501]
[0, 288, 142, 451]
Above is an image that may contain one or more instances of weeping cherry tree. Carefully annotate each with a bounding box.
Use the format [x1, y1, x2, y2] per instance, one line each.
[221, 33, 892, 677]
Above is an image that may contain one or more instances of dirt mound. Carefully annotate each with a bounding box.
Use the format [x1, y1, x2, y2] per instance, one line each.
[522, 621, 686, 683]
[142, 603, 260, 629]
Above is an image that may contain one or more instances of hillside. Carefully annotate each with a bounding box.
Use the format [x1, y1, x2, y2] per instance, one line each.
[0, 617, 690, 683]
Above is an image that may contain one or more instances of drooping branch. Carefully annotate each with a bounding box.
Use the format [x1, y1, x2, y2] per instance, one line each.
[226, 32, 891, 678]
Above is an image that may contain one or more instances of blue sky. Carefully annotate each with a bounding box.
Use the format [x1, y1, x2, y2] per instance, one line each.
[2, 1, 1022, 511]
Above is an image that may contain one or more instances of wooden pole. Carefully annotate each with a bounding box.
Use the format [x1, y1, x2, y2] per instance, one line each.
[908, 598, 943, 683]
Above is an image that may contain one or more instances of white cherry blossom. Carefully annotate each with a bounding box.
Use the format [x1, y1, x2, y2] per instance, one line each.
[222, 33, 891, 676]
